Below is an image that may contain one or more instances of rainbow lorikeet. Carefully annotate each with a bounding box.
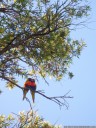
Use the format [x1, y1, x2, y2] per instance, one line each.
[23, 78, 36, 103]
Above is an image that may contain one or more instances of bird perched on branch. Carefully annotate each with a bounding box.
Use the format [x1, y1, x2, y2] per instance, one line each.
[23, 78, 36, 103]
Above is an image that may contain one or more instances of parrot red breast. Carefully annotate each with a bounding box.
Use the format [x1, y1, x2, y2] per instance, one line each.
[23, 78, 36, 103]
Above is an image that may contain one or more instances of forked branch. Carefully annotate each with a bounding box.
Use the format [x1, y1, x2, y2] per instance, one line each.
[36, 90, 73, 109]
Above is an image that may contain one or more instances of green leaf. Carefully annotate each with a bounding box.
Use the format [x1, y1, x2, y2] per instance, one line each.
[68, 72, 74, 79]
[0, 90, 2, 94]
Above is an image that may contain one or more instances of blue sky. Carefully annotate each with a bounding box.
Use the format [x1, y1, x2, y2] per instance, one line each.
[0, 0, 96, 126]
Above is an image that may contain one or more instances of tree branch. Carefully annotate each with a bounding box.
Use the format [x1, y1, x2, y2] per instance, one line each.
[0, 76, 73, 108]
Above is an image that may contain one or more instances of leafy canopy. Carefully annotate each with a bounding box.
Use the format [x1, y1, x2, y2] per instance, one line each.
[0, 0, 90, 87]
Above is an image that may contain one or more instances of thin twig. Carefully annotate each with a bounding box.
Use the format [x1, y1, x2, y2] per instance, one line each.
[25, 97, 33, 110]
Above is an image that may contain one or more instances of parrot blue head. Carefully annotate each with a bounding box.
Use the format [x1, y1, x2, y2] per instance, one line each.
[28, 78, 35, 82]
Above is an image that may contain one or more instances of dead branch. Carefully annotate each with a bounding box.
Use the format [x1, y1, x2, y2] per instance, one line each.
[36, 90, 73, 109]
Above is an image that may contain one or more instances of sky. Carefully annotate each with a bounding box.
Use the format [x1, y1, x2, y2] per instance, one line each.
[0, 0, 96, 126]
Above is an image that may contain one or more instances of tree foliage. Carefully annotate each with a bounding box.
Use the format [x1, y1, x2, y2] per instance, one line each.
[0, 0, 90, 85]
[0, 110, 61, 128]
[0, 0, 90, 127]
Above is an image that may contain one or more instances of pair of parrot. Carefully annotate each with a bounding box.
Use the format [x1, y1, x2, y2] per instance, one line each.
[23, 78, 36, 103]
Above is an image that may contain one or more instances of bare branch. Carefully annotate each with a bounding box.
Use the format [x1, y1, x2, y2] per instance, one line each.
[25, 97, 33, 110]
[0, 76, 73, 108]
[36, 90, 73, 109]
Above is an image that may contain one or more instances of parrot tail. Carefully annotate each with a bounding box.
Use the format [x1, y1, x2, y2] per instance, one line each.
[31, 91, 35, 103]
[23, 89, 28, 100]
